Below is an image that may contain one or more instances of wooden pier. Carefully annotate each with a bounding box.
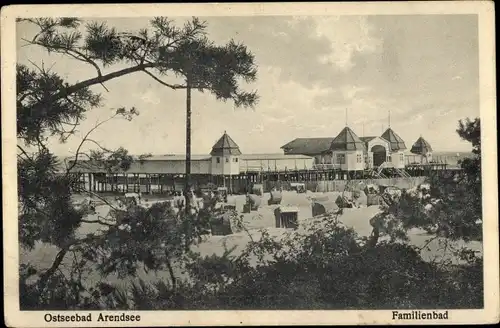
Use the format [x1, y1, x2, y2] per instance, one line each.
[69, 163, 460, 195]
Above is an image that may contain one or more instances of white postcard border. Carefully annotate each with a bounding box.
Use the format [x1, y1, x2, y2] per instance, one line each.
[2, 2, 498, 326]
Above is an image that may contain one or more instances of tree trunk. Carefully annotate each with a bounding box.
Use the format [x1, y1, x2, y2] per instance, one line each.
[366, 226, 380, 249]
[185, 80, 191, 191]
[38, 247, 68, 290]
[185, 76, 192, 212]
[165, 250, 177, 290]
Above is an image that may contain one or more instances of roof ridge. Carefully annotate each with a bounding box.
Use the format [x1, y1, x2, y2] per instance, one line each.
[210, 132, 242, 156]
[329, 126, 366, 151]
[381, 127, 407, 151]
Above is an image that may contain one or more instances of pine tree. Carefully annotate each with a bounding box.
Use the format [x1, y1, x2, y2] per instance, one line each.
[17, 17, 257, 308]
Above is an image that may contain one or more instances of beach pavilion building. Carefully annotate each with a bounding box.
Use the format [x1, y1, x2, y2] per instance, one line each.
[64, 131, 315, 194]
[64, 124, 417, 194]
[409, 136, 433, 164]
[281, 124, 409, 173]
[281, 126, 368, 173]
[381, 127, 407, 169]
[323, 126, 366, 171]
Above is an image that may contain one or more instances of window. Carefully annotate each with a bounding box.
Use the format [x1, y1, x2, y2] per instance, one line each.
[233, 158, 239, 163]
[387, 155, 392, 162]
[225, 157, 229, 163]
[357, 154, 362, 163]
[400, 154, 404, 162]
[336, 154, 346, 165]
[216, 157, 220, 164]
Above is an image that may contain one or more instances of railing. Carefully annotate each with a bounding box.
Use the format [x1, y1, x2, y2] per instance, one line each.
[243, 163, 343, 172]
[405, 155, 453, 165]
[365, 168, 387, 179]
[377, 165, 385, 175]
[244, 165, 266, 172]
[394, 167, 411, 178]
[312, 164, 342, 170]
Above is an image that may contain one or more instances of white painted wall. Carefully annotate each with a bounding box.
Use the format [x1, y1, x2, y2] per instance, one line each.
[332, 150, 365, 171]
[366, 151, 373, 168]
[211, 155, 240, 175]
[240, 157, 315, 171]
[127, 159, 212, 174]
[390, 151, 406, 168]
[425, 153, 433, 163]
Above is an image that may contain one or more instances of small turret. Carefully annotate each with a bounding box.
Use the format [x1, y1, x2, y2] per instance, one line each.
[411, 136, 433, 164]
[210, 131, 241, 177]
[328, 126, 366, 171]
[381, 127, 407, 168]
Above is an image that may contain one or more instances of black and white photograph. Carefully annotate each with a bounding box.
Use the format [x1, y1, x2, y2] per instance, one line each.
[2, 2, 498, 327]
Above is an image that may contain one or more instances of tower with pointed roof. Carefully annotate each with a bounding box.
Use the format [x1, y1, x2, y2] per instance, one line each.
[381, 127, 407, 169]
[327, 126, 366, 171]
[411, 136, 433, 164]
[210, 131, 242, 177]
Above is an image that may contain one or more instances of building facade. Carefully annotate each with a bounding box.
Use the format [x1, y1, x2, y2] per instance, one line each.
[360, 136, 391, 168]
[61, 129, 445, 194]
[210, 132, 242, 176]
[64, 131, 316, 193]
[380, 128, 407, 169]
[281, 125, 408, 171]
[324, 126, 366, 171]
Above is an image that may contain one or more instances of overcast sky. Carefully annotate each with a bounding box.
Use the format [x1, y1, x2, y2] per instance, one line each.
[17, 15, 479, 156]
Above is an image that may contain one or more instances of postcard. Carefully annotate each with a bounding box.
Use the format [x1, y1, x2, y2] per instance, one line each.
[2, 2, 498, 326]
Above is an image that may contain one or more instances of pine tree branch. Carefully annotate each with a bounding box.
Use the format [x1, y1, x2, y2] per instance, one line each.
[416, 235, 440, 253]
[85, 138, 111, 152]
[50, 63, 157, 104]
[37, 232, 103, 291]
[65, 114, 118, 174]
[38, 247, 69, 291]
[17, 145, 34, 163]
[77, 189, 121, 212]
[142, 69, 186, 89]
[24, 38, 105, 80]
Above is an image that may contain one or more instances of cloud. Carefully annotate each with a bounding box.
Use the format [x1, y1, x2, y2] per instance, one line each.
[204, 16, 379, 91]
[315, 16, 381, 70]
[16, 15, 480, 155]
[136, 90, 162, 105]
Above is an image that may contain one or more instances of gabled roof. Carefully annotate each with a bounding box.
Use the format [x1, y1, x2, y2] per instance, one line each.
[381, 128, 407, 151]
[410, 136, 433, 154]
[329, 126, 366, 151]
[360, 136, 393, 152]
[281, 137, 333, 155]
[210, 131, 242, 156]
[359, 136, 377, 143]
